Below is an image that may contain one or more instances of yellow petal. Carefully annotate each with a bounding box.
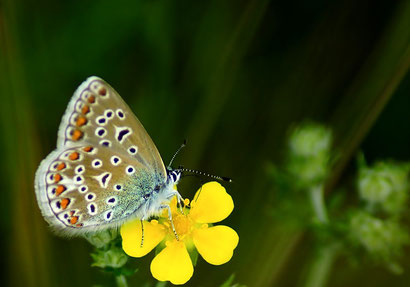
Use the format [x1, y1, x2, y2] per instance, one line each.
[192, 225, 239, 265]
[190, 182, 234, 223]
[150, 240, 194, 285]
[120, 219, 165, 258]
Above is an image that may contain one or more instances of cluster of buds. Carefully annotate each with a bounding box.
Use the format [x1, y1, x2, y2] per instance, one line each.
[349, 159, 410, 271]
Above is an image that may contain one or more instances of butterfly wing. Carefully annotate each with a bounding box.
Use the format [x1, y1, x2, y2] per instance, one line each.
[35, 144, 163, 235]
[36, 77, 170, 235]
[57, 76, 166, 180]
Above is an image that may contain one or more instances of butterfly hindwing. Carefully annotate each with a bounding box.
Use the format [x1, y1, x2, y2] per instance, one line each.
[35, 144, 165, 235]
[57, 76, 167, 181]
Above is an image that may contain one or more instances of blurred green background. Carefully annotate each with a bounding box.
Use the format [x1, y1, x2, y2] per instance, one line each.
[1, 0, 409, 286]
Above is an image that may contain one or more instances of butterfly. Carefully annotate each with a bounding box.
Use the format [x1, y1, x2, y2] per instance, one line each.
[35, 76, 184, 236]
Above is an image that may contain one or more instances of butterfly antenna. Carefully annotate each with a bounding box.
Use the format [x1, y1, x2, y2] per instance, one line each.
[168, 139, 187, 169]
[179, 168, 232, 182]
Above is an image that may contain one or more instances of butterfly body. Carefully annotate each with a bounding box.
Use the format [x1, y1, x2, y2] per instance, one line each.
[35, 76, 181, 236]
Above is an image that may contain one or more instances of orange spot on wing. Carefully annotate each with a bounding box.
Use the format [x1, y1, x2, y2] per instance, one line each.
[69, 211, 75, 216]
[57, 163, 66, 171]
[54, 174, 62, 183]
[83, 146, 93, 152]
[98, 87, 107, 96]
[69, 152, 79, 160]
[75, 223, 83, 227]
[82, 105, 90, 115]
[56, 185, 66, 196]
[88, 96, 95, 103]
[76, 116, 87, 126]
[61, 198, 70, 209]
[72, 130, 83, 141]
[70, 216, 79, 224]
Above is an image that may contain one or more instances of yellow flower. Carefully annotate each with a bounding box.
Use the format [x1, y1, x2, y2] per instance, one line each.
[120, 181, 239, 285]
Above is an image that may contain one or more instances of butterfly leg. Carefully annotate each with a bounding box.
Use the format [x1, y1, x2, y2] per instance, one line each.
[140, 220, 144, 248]
[176, 191, 185, 214]
[160, 204, 179, 241]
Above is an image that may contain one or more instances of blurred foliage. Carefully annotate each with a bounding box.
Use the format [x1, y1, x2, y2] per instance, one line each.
[1, 0, 409, 286]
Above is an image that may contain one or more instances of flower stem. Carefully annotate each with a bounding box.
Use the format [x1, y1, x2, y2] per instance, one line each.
[304, 244, 339, 287]
[304, 185, 338, 287]
[115, 275, 128, 287]
[309, 184, 328, 224]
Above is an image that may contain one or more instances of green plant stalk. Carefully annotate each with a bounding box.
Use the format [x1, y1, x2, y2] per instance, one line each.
[303, 184, 338, 287]
[309, 184, 328, 224]
[304, 244, 340, 287]
[115, 274, 128, 287]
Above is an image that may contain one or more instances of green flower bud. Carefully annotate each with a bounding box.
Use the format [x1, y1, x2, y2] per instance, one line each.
[91, 246, 128, 269]
[84, 229, 118, 248]
[289, 123, 332, 158]
[287, 156, 328, 184]
[349, 211, 409, 261]
[287, 123, 332, 185]
[358, 162, 409, 215]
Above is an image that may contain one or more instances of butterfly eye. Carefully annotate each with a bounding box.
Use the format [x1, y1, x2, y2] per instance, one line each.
[143, 193, 151, 200]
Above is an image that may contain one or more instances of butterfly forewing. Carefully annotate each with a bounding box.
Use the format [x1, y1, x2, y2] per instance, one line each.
[57, 76, 166, 180]
[35, 144, 163, 235]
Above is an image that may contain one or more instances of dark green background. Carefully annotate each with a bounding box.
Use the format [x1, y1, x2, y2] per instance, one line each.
[1, 0, 409, 286]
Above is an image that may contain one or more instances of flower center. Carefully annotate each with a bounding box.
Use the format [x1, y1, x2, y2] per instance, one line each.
[172, 213, 192, 238]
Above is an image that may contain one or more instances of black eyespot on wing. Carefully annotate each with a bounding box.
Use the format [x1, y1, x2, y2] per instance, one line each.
[118, 129, 130, 142]
[102, 173, 110, 185]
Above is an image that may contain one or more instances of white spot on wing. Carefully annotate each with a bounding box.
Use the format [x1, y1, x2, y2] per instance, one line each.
[125, 166, 135, 175]
[104, 210, 113, 221]
[105, 109, 114, 119]
[128, 145, 138, 155]
[95, 127, 107, 138]
[100, 139, 111, 147]
[75, 101, 84, 112]
[116, 109, 125, 120]
[79, 185, 88, 193]
[96, 116, 107, 126]
[87, 203, 98, 215]
[92, 159, 102, 168]
[93, 172, 112, 188]
[85, 192, 96, 202]
[110, 156, 121, 166]
[114, 126, 131, 143]
[69, 113, 78, 125]
[106, 196, 118, 206]
[74, 175, 84, 184]
[75, 165, 85, 174]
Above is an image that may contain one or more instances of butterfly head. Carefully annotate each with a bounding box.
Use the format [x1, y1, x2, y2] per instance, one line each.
[167, 169, 182, 185]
